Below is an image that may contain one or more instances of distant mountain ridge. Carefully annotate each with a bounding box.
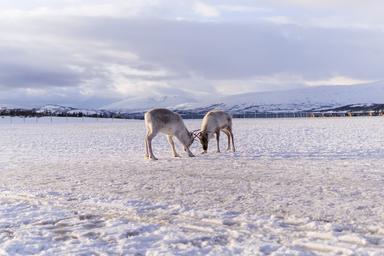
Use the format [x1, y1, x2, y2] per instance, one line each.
[102, 81, 384, 113]
[103, 95, 197, 112]
[1, 82, 384, 118]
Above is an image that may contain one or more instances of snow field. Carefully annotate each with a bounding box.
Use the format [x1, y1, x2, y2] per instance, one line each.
[1, 117, 384, 255]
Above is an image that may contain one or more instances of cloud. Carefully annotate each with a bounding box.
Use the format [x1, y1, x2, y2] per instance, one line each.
[305, 76, 373, 87]
[65, 18, 384, 80]
[193, 2, 220, 17]
[0, 0, 158, 18]
[0, 1, 384, 108]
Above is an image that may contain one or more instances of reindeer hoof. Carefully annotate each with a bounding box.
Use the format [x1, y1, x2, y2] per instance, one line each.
[174, 154, 181, 158]
[149, 156, 158, 160]
[188, 154, 195, 157]
[201, 151, 207, 154]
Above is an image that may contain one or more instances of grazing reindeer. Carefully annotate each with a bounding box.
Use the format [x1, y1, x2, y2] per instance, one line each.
[198, 110, 235, 153]
[144, 108, 195, 160]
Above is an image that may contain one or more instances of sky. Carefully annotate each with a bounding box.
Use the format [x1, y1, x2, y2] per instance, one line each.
[0, 0, 384, 108]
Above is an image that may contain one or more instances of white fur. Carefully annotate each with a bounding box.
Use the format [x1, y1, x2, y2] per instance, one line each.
[144, 108, 195, 160]
[200, 110, 235, 153]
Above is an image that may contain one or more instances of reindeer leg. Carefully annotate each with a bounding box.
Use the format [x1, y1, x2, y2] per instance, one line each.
[144, 135, 149, 159]
[216, 130, 221, 153]
[167, 135, 180, 157]
[146, 132, 158, 160]
[182, 143, 195, 157]
[228, 127, 235, 152]
[185, 147, 195, 157]
[222, 129, 231, 151]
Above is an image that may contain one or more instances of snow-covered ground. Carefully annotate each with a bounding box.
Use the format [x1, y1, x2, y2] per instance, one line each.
[1, 117, 384, 255]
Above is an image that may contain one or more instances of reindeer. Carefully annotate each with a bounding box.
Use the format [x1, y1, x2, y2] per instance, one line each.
[144, 108, 196, 160]
[197, 110, 235, 153]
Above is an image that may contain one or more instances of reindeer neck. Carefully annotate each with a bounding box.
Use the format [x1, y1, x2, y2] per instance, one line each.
[175, 128, 190, 146]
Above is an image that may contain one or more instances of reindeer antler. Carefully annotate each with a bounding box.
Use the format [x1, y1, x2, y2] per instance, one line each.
[192, 129, 202, 139]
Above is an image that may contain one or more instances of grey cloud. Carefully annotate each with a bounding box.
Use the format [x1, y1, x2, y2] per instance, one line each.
[1, 6, 384, 108]
[61, 18, 384, 81]
[0, 63, 82, 88]
[0, 86, 118, 108]
[0, 47, 83, 88]
[0, 44, 120, 107]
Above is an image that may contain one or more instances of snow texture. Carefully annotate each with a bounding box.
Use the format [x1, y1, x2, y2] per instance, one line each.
[1, 117, 384, 255]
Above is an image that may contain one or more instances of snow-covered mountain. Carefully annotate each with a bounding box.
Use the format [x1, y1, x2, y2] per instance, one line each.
[1, 104, 111, 117]
[103, 95, 197, 112]
[2, 82, 384, 117]
[35, 104, 76, 114]
[104, 81, 384, 113]
[206, 81, 384, 111]
[187, 81, 384, 113]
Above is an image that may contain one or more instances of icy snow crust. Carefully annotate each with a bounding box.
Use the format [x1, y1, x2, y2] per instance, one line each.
[1, 117, 384, 255]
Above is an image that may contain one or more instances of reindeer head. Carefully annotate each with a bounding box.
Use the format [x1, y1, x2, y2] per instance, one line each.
[186, 131, 195, 148]
[187, 130, 201, 149]
[198, 131, 209, 151]
[181, 130, 196, 152]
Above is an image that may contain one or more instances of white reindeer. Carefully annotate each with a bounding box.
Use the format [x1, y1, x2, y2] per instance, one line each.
[144, 108, 196, 160]
[198, 110, 235, 153]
